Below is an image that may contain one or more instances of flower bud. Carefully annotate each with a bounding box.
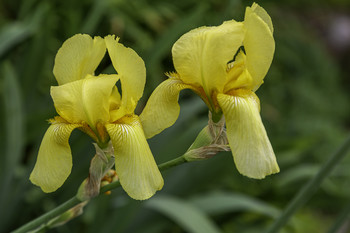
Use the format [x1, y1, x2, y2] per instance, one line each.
[77, 141, 115, 201]
[184, 112, 230, 162]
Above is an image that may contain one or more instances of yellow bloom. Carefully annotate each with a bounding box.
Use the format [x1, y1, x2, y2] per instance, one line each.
[140, 3, 279, 179]
[30, 34, 163, 200]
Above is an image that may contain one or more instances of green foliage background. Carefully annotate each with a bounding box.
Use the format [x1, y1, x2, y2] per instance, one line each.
[0, 0, 349, 232]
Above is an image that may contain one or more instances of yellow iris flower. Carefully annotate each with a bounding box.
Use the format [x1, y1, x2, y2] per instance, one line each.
[30, 34, 163, 200]
[140, 3, 279, 179]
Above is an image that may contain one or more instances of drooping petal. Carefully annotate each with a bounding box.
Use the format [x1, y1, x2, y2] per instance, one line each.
[172, 21, 244, 95]
[30, 119, 81, 192]
[217, 91, 279, 179]
[244, 4, 275, 91]
[51, 74, 118, 128]
[106, 116, 163, 200]
[140, 77, 192, 139]
[53, 34, 106, 85]
[105, 35, 146, 114]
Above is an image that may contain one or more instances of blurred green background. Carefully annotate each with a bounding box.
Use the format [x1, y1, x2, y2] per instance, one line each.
[1, 0, 350, 232]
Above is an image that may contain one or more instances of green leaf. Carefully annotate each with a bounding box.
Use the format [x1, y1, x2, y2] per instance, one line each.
[0, 4, 47, 59]
[190, 191, 280, 218]
[326, 200, 350, 233]
[1, 61, 24, 178]
[0, 61, 25, 229]
[146, 195, 222, 233]
[276, 164, 320, 188]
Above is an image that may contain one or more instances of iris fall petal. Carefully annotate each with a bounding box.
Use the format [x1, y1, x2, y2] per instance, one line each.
[106, 116, 163, 200]
[217, 91, 279, 178]
[30, 120, 81, 192]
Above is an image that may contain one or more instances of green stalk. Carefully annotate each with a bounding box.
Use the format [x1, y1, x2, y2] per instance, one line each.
[264, 135, 350, 233]
[158, 155, 187, 171]
[12, 197, 81, 233]
[12, 155, 188, 233]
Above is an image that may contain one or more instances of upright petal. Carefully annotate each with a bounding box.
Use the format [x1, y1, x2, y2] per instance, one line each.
[217, 91, 279, 179]
[140, 77, 192, 139]
[106, 116, 163, 200]
[172, 21, 244, 95]
[51, 75, 118, 127]
[105, 35, 146, 114]
[251, 3, 273, 33]
[224, 51, 254, 93]
[53, 34, 106, 85]
[30, 119, 81, 192]
[244, 4, 275, 91]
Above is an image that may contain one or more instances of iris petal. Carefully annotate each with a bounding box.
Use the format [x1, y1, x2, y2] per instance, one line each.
[172, 21, 244, 95]
[244, 4, 275, 91]
[251, 3, 273, 33]
[105, 35, 146, 115]
[217, 91, 279, 178]
[106, 116, 163, 200]
[51, 75, 118, 127]
[30, 119, 81, 192]
[53, 34, 106, 85]
[140, 77, 192, 139]
[224, 51, 254, 93]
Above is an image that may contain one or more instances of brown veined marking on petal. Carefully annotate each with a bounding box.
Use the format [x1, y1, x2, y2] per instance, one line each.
[96, 121, 110, 145]
[210, 90, 222, 115]
[112, 114, 137, 125]
[78, 122, 99, 142]
[48, 116, 69, 124]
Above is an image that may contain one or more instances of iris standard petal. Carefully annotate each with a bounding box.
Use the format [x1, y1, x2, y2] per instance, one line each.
[217, 91, 279, 179]
[106, 116, 163, 200]
[244, 4, 275, 91]
[53, 34, 106, 85]
[172, 21, 244, 95]
[109, 86, 122, 112]
[51, 74, 118, 128]
[140, 77, 192, 139]
[251, 3, 273, 33]
[105, 35, 146, 114]
[224, 51, 254, 93]
[30, 120, 81, 192]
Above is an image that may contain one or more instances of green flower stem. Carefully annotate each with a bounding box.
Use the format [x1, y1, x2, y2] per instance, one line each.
[264, 135, 350, 233]
[12, 197, 81, 233]
[12, 155, 188, 233]
[158, 155, 188, 171]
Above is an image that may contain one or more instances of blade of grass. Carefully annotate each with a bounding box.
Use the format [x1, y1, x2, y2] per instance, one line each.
[0, 61, 25, 229]
[81, 0, 107, 34]
[190, 191, 280, 218]
[146, 195, 222, 233]
[264, 135, 350, 233]
[326, 200, 350, 233]
[0, 4, 47, 59]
